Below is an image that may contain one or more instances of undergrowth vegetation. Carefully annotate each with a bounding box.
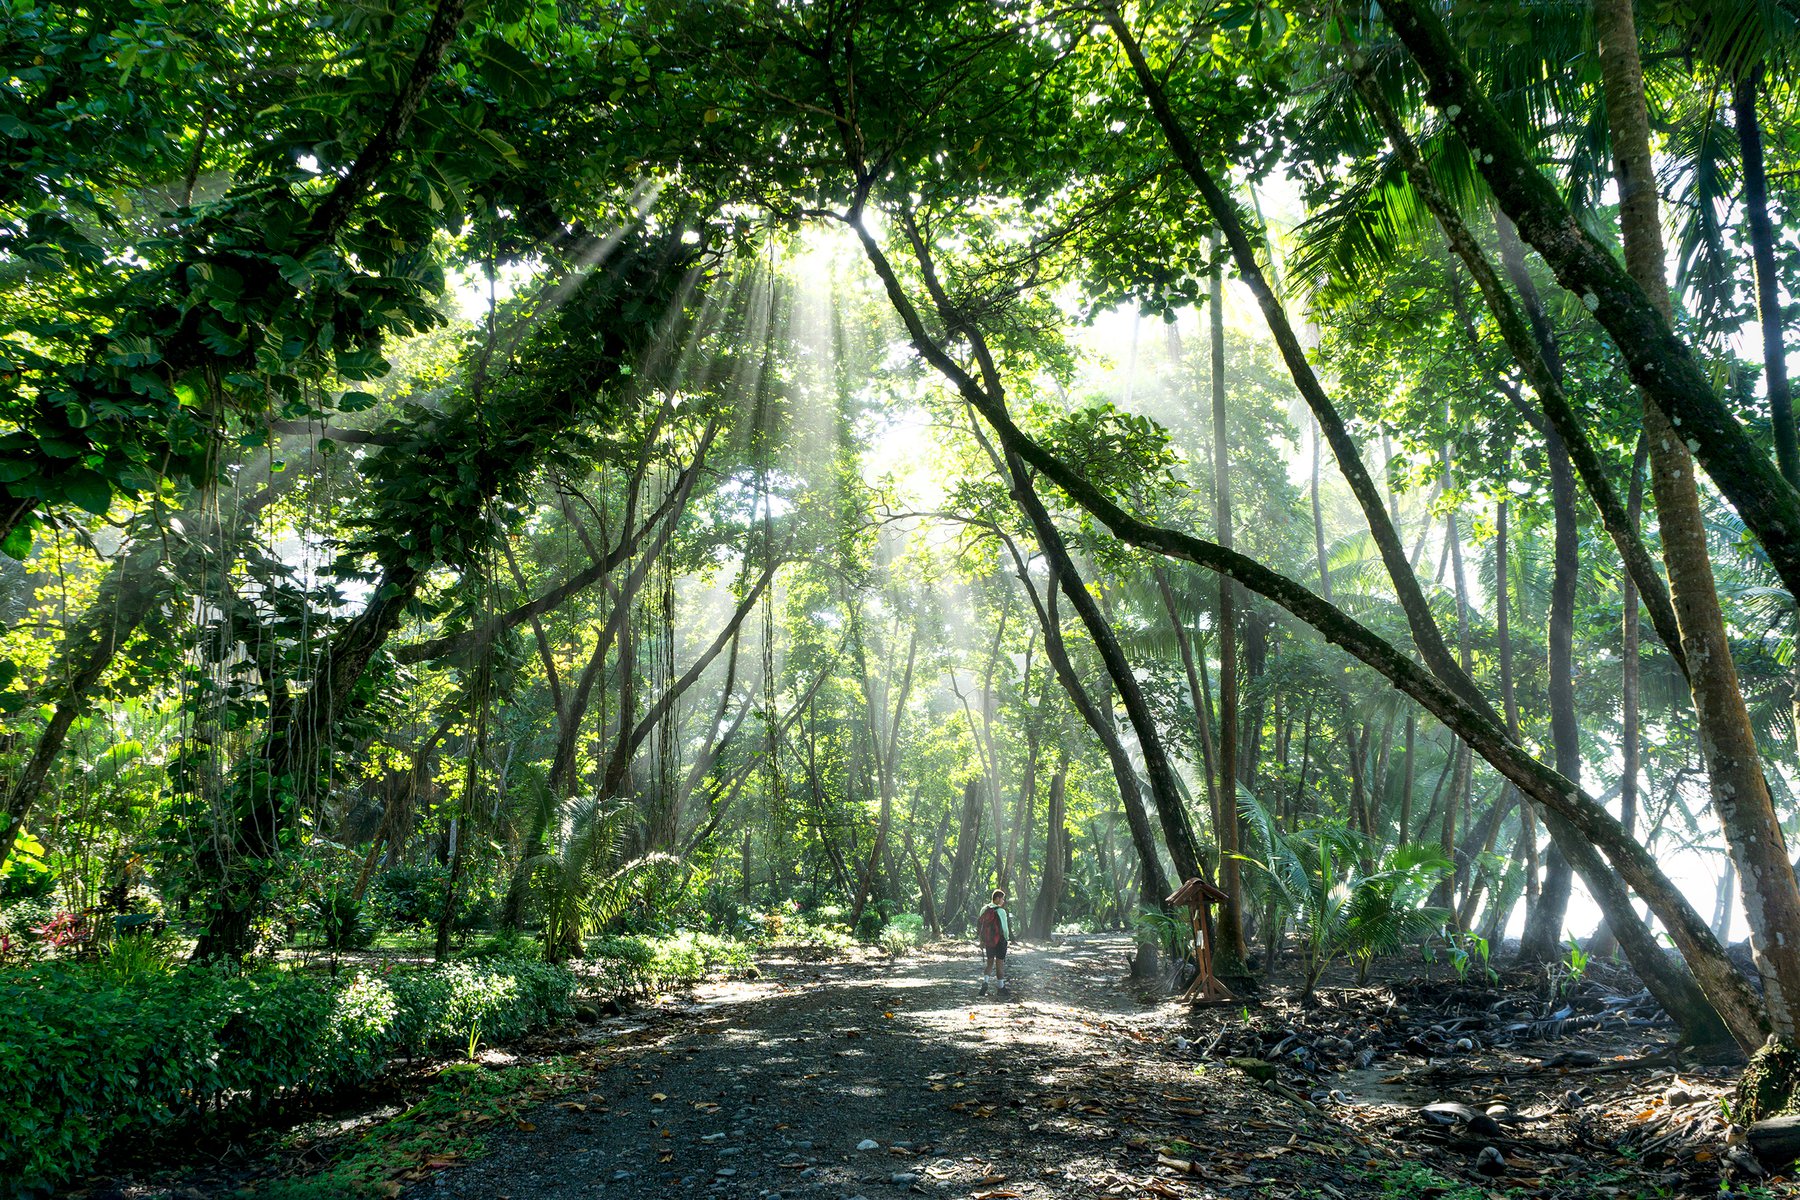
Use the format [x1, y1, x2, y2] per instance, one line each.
[0, 957, 573, 1193]
[240, 1056, 588, 1200]
[0, 897, 888, 1193]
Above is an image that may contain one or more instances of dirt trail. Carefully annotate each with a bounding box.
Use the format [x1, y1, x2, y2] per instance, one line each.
[416, 936, 1349, 1200]
[404, 936, 1741, 1200]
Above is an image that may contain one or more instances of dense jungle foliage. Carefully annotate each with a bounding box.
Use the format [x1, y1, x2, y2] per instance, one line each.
[5, 0, 1800, 1184]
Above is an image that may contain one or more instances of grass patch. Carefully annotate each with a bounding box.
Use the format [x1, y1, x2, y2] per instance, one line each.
[1356, 1160, 1486, 1199]
[238, 1057, 585, 1199]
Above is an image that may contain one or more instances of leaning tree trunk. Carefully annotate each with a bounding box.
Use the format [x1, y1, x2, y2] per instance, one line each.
[849, 167, 1768, 1051]
[1004, 451, 1203, 888]
[1377, 0, 1800, 631]
[1354, 57, 1682, 974]
[1026, 559, 1172, 905]
[1594, 0, 1800, 1041]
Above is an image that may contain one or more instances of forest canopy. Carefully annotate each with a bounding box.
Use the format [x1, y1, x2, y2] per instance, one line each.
[8, 0, 1800, 1177]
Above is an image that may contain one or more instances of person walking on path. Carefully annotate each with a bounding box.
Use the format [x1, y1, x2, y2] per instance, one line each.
[977, 889, 1011, 995]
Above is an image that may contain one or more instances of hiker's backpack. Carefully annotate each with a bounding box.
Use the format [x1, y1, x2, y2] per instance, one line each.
[977, 906, 1003, 949]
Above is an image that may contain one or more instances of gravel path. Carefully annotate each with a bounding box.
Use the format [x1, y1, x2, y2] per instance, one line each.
[415, 936, 1180, 1200]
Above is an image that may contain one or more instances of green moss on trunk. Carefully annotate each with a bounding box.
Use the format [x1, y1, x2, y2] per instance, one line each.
[1737, 1038, 1800, 1122]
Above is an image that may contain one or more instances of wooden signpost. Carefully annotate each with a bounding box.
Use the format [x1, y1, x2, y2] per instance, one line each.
[1167, 877, 1235, 1004]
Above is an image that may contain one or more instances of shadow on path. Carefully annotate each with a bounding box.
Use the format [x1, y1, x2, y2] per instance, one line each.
[417, 935, 1351, 1200]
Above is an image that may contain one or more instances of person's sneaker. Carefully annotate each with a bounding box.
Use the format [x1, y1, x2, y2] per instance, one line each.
[999, 980, 1009, 992]
[979, 982, 988, 996]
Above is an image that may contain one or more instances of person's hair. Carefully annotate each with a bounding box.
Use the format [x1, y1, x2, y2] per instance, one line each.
[992, 889, 1006, 902]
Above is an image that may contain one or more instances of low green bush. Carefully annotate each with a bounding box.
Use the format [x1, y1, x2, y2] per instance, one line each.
[584, 930, 752, 995]
[368, 862, 450, 926]
[311, 889, 375, 951]
[768, 916, 856, 951]
[0, 957, 573, 1195]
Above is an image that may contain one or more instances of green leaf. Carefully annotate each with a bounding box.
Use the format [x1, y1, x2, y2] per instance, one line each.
[477, 36, 553, 106]
[61, 470, 112, 515]
[1, 523, 33, 561]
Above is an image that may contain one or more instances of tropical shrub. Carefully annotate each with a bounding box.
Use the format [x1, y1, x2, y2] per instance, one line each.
[878, 914, 924, 955]
[0, 957, 573, 1193]
[584, 930, 753, 995]
[1133, 908, 1185, 960]
[370, 863, 452, 927]
[1237, 796, 1449, 1001]
[311, 889, 374, 951]
[854, 906, 886, 942]
[524, 799, 675, 962]
[0, 833, 56, 901]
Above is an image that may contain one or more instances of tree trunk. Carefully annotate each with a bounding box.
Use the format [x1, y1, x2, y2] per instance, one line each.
[849, 171, 1769, 1052]
[849, 627, 919, 929]
[1031, 751, 1071, 938]
[1004, 456, 1202, 888]
[1377, 0, 1800, 612]
[1716, 860, 1738, 940]
[1440, 490, 1477, 906]
[1153, 563, 1219, 834]
[1493, 501, 1539, 938]
[943, 779, 985, 931]
[1734, 68, 1797, 489]
[1239, 611, 1269, 797]
[1517, 362, 1581, 964]
[1593, 0, 1800, 1040]
[1311, 416, 1332, 599]
[1209, 233, 1249, 962]
[1399, 711, 1416, 842]
[1593, 438, 1651, 959]
[1021, 555, 1171, 905]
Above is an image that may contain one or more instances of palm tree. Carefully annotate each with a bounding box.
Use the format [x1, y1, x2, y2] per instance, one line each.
[1237, 795, 1449, 1002]
[522, 793, 674, 963]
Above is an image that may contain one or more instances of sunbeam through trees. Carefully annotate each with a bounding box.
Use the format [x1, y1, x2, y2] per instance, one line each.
[5, 0, 1800, 1194]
